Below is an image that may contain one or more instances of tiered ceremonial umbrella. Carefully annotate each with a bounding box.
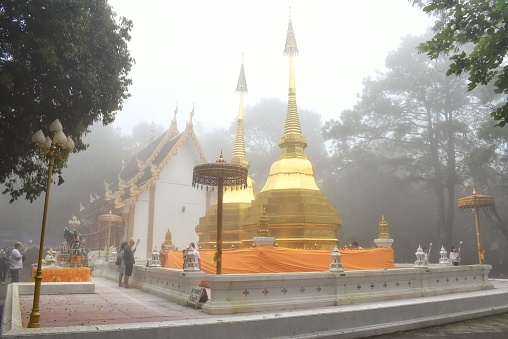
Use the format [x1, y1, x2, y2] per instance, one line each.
[192, 152, 248, 274]
[457, 189, 495, 264]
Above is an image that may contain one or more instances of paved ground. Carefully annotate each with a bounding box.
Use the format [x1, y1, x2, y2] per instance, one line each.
[2, 266, 508, 337]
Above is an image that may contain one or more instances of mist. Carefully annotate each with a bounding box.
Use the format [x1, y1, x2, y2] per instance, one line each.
[2, 2, 507, 278]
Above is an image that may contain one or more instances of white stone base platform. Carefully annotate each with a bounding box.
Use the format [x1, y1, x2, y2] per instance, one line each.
[2, 267, 508, 338]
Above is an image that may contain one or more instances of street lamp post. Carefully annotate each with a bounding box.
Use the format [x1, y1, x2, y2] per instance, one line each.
[28, 119, 74, 328]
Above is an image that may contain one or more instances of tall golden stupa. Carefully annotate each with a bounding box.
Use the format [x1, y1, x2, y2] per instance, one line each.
[241, 16, 341, 249]
[195, 60, 257, 249]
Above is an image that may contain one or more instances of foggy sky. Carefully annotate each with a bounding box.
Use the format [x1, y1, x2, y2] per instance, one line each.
[107, 0, 434, 135]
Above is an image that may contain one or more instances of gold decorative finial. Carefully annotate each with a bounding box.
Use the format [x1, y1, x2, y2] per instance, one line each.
[378, 215, 390, 239]
[257, 207, 271, 236]
[217, 150, 225, 163]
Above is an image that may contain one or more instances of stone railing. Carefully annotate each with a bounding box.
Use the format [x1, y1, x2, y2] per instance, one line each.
[202, 264, 493, 314]
[92, 263, 492, 315]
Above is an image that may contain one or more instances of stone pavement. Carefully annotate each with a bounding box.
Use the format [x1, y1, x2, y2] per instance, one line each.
[2, 266, 508, 338]
[16, 275, 215, 328]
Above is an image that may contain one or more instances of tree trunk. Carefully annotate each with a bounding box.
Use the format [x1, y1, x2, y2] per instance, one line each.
[425, 104, 448, 245]
[444, 82, 456, 248]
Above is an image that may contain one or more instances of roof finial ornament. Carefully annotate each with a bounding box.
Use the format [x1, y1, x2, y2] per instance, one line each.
[169, 102, 179, 137]
[187, 103, 195, 127]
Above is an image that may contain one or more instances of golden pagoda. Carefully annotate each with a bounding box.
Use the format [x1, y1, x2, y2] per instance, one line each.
[241, 15, 341, 249]
[195, 59, 257, 249]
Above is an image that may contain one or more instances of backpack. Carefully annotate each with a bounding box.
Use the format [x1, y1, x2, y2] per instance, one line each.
[115, 250, 123, 265]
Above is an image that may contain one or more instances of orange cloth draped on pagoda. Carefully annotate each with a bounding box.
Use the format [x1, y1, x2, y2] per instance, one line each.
[164, 247, 394, 274]
[31, 265, 92, 282]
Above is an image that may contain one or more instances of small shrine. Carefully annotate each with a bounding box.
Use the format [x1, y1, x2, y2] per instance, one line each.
[56, 227, 88, 267]
[164, 228, 176, 250]
[252, 209, 275, 247]
[146, 246, 161, 267]
[374, 215, 394, 248]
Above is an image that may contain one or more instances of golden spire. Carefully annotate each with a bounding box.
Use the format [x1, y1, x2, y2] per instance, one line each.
[278, 13, 306, 153]
[168, 102, 179, 138]
[231, 57, 249, 168]
[260, 11, 317, 192]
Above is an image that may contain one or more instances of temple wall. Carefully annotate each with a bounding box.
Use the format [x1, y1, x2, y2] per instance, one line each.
[131, 191, 149, 260]
[152, 138, 206, 252]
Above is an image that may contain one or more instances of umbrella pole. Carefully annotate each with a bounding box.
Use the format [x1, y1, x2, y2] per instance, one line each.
[474, 206, 484, 264]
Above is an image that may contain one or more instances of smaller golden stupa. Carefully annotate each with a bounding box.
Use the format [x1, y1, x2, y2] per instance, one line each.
[195, 59, 257, 249]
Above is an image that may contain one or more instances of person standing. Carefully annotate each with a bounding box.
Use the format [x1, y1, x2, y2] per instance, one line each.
[449, 246, 461, 266]
[159, 243, 168, 268]
[117, 242, 127, 287]
[10, 242, 27, 283]
[123, 239, 138, 288]
[0, 247, 11, 284]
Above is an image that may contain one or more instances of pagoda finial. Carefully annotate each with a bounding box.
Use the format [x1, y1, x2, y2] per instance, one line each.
[231, 58, 249, 168]
[279, 13, 306, 149]
[235, 58, 248, 94]
[284, 13, 299, 57]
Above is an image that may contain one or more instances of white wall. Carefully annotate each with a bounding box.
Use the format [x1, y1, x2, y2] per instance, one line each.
[132, 190, 150, 260]
[152, 137, 207, 252]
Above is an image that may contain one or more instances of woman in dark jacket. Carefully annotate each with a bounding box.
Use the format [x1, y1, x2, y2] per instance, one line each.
[117, 242, 128, 287]
[0, 247, 10, 284]
[123, 239, 138, 288]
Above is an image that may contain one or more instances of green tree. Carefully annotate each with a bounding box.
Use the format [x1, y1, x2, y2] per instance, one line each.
[0, 0, 133, 202]
[323, 34, 500, 247]
[415, 0, 508, 126]
[466, 121, 508, 240]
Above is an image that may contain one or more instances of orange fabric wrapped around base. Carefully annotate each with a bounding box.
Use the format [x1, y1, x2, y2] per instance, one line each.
[31, 265, 92, 282]
[164, 246, 394, 274]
